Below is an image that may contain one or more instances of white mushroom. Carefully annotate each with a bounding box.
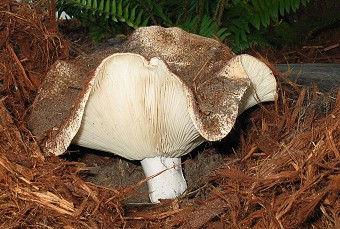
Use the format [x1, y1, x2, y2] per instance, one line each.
[140, 157, 187, 203]
[28, 26, 277, 203]
[72, 53, 204, 202]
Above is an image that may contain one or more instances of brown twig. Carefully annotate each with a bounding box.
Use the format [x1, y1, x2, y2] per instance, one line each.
[6, 42, 35, 90]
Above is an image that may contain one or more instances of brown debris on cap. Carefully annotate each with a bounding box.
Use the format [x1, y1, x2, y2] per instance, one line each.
[124, 26, 251, 141]
[28, 60, 95, 155]
[28, 47, 121, 155]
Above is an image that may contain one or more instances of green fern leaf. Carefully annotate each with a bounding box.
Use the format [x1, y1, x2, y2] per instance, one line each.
[86, 0, 92, 9]
[141, 17, 149, 27]
[259, 11, 266, 27]
[126, 20, 134, 27]
[98, 0, 104, 11]
[232, 18, 243, 29]
[252, 0, 261, 12]
[134, 10, 143, 26]
[279, 0, 285, 15]
[244, 21, 250, 33]
[117, 0, 123, 17]
[301, 0, 309, 6]
[199, 16, 216, 37]
[93, 0, 97, 9]
[118, 3, 129, 22]
[263, 0, 269, 8]
[271, 0, 279, 20]
[187, 17, 198, 32]
[104, 1, 110, 18]
[251, 14, 261, 30]
[285, 0, 291, 13]
[112, 0, 117, 14]
[216, 28, 231, 41]
[129, 5, 137, 22]
[124, 4, 130, 19]
[152, 4, 173, 25]
[292, 0, 300, 13]
[264, 7, 271, 26]
[258, 0, 266, 10]
[240, 29, 247, 41]
[98, 0, 104, 15]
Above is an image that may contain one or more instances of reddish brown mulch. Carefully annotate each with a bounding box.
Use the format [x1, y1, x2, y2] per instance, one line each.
[0, 1, 339, 228]
[0, 0, 69, 122]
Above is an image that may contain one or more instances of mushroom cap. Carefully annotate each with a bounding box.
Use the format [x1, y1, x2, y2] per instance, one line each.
[123, 26, 252, 141]
[237, 54, 278, 114]
[72, 53, 204, 159]
[28, 60, 97, 155]
[28, 26, 276, 156]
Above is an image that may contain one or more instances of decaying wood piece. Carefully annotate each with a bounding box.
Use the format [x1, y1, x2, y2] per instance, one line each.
[276, 64, 340, 91]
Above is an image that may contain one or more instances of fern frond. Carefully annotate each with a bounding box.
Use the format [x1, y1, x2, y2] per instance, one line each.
[57, 0, 149, 29]
[225, 0, 311, 52]
[228, 32, 271, 53]
[57, 0, 312, 51]
[179, 15, 231, 42]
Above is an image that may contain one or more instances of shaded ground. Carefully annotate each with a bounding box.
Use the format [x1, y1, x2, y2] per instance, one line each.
[70, 144, 226, 203]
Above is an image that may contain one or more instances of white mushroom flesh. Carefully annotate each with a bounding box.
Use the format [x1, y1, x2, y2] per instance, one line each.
[237, 54, 277, 113]
[72, 53, 204, 203]
[141, 156, 186, 203]
[70, 52, 276, 203]
[72, 53, 204, 160]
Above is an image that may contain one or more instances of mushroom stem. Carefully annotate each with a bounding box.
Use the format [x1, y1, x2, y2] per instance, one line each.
[141, 156, 187, 203]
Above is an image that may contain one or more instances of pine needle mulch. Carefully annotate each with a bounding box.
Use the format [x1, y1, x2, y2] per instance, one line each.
[1, 1, 339, 228]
